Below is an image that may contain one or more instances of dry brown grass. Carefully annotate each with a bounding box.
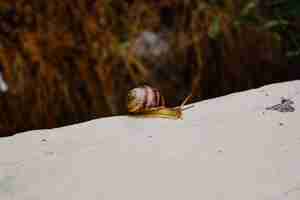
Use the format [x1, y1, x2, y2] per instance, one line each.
[0, 0, 289, 136]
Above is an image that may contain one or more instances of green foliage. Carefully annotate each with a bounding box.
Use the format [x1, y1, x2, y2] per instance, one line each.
[208, 16, 222, 39]
[265, 0, 300, 59]
[270, 0, 300, 17]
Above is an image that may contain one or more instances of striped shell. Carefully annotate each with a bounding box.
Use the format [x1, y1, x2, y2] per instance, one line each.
[127, 85, 165, 113]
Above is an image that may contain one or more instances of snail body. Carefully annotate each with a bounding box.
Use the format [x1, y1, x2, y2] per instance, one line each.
[127, 85, 192, 119]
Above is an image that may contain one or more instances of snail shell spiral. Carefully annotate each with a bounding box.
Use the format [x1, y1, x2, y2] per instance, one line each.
[127, 85, 165, 113]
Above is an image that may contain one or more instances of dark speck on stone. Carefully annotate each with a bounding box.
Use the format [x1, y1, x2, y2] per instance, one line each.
[41, 139, 47, 142]
[217, 149, 223, 153]
[266, 98, 295, 112]
[279, 122, 284, 126]
[148, 135, 153, 138]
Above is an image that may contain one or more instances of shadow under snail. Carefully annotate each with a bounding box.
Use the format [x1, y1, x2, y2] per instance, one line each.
[127, 85, 193, 119]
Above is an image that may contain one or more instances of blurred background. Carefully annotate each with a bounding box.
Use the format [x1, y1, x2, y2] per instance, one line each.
[0, 0, 299, 136]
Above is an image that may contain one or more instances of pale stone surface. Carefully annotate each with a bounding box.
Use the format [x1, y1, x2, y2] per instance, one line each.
[1, 81, 300, 200]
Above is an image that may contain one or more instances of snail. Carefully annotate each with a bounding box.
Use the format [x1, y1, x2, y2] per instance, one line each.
[127, 85, 193, 119]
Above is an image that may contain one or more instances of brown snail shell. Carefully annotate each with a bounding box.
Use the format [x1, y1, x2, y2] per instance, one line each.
[127, 85, 165, 113]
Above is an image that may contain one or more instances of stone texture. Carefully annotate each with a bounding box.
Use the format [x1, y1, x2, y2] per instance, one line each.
[0, 81, 300, 200]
